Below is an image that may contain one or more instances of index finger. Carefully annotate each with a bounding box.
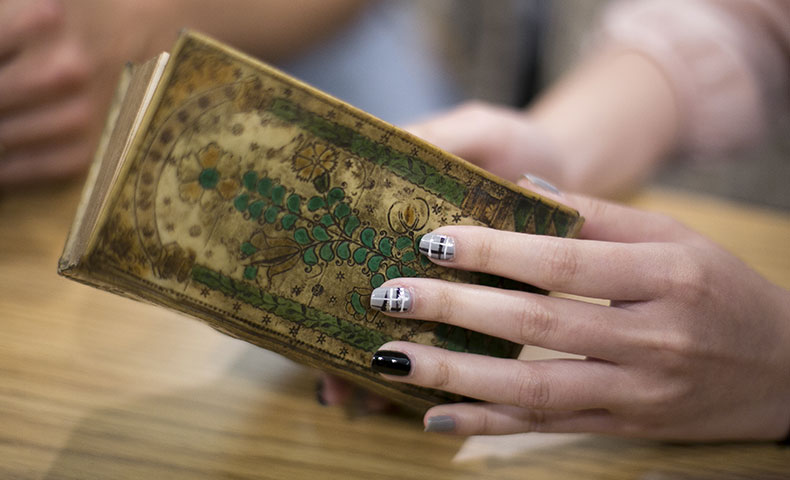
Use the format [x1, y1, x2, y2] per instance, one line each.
[421, 227, 671, 300]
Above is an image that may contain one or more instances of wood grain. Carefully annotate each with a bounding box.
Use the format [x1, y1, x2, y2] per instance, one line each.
[1, 180, 788, 479]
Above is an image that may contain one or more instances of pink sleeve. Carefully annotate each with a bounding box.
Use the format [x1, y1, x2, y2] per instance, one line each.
[599, 0, 790, 156]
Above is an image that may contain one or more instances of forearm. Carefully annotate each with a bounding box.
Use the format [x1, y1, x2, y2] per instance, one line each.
[528, 51, 679, 198]
[137, 0, 368, 62]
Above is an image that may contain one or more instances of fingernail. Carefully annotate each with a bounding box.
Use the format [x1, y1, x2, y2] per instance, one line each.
[370, 287, 412, 313]
[425, 415, 456, 433]
[419, 233, 455, 261]
[522, 173, 561, 195]
[316, 379, 327, 406]
[371, 350, 411, 376]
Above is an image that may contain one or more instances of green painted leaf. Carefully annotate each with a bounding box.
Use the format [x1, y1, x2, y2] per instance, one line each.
[257, 178, 272, 197]
[248, 200, 265, 219]
[327, 187, 344, 206]
[241, 242, 258, 256]
[344, 216, 360, 236]
[333, 203, 351, 219]
[281, 214, 298, 230]
[271, 185, 286, 205]
[367, 255, 384, 271]
[400, 251, 416, 263]
[243, 265, 258, 280]
[386, 265, 401, 280]
[337, 241, 351, 259]
[378, 237, 392, 257]
[370, 273, 385, 288]
[303, 247, 318, 266]
[312, 225, 329, 241]
[286, 194, 301, 213]
[402, 266, 417, 277]
[395, 236, 412, 250]
[360, 227, 376, 248]
[351, 292, 366, 315]
[293, 227, 310, 245]
[264, 206, 279, 223]
[319, 243, 335, 261]
[320, 214, 334, 227]
[313, 171, 330, 193]
[234, 193, 249, 212]
[307, 196, 325, 211]
[352, 246, 369, 264]
[243, 171, 258, 191]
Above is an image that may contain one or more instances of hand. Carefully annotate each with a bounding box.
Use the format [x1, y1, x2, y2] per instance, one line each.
[368, 188, 790, 441]
[406, 102, 565, 187]
[0, 0, 173, 186]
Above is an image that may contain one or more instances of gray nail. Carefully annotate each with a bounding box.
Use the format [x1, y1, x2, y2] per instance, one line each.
[425, 415, 456, 433]
[522, 173, 561, 195]
[370, 287, 412, 313]
[419, 233, 455, 261]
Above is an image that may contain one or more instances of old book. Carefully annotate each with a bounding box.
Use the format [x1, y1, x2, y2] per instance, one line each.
[59, 31, 584, 411]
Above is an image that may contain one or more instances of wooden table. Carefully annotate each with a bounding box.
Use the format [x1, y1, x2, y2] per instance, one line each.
[1, 180, 789, 479]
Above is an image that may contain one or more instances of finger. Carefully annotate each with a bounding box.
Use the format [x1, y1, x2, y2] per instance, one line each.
[423, 403, 616, 436]
[0, 0, 64, 62]
[371, 279, 632, 361]
[0, 44, 89, 113]
[0, 139, 93, 186]
[371, 342, 624, 411]
[0, 94, 98, 150]
[419, 226, 667, 300]
[516, 177, 693, 244]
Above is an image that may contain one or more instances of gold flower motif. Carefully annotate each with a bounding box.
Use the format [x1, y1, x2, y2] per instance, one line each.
[291, 141, 338, 181]
[177, 142, 241, 209]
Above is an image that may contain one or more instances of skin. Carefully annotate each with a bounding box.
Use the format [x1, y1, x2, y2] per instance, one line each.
[375, 186, 790, 441]
[0, 0, 365, 186]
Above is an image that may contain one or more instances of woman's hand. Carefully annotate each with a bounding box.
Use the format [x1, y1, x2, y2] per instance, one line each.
[368, 188, 790, 441]
[0, 0, 172, 186]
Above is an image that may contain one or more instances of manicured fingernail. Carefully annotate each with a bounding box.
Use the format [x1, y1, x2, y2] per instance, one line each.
[371, 350, 411, 376]
[522, 173, 561, 195]
[425, 415, 456, 433]
[370, 287, 412, 313]
[419, 233, 455, 261]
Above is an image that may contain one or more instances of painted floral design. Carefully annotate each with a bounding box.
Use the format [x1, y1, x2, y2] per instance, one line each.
[178, 142, 241, 209]
[291, 141, 338, 182]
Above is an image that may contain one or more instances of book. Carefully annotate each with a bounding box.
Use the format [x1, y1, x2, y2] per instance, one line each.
[59, 31, 584, 411]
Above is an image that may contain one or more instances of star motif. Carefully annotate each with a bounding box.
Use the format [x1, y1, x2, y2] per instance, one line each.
[344, 159, 354, 169]
[410, 147, 419, 156]
[335, 272, 345, 280]
[365, 205, 375, 214]
[316, 333, 326, 345]
[383, 179, 392, 189]
[200, 287, 210, 298]
[452, 213, 462, 223]
[261, 315, 272, 325]
[354, 120, 364, 129]
[250, 142, 260, 151]
[375, 320, 385, 329]
[289, 325, 300, 336]
[431, 204, 442, 214]
[292, 286, 303, 296]
[232, 302, 241, 313]
[328, 296, 337, 304]
[339, 347, 349, 357]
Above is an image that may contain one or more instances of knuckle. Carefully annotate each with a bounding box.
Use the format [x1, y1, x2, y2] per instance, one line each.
[430, 357, 456, 390]
[539, 240, 580, 289]
[434, 286, 457, 325]
[523, 409, 549, 432]
[513, 368, 551, 409]
[516, 298, 557, 346]
[474, 234, 496, 273]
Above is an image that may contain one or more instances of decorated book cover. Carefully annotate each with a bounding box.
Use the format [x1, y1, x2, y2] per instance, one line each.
[59, 31, 584, 411]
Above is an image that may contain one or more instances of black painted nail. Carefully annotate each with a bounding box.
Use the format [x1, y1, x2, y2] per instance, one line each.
[371, 350, 411, 376]
[425, 415, 456, 433]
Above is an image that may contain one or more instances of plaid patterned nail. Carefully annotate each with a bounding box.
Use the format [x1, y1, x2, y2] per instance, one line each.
[419, 233, 455, 261]
[370, 287, 412, 313]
